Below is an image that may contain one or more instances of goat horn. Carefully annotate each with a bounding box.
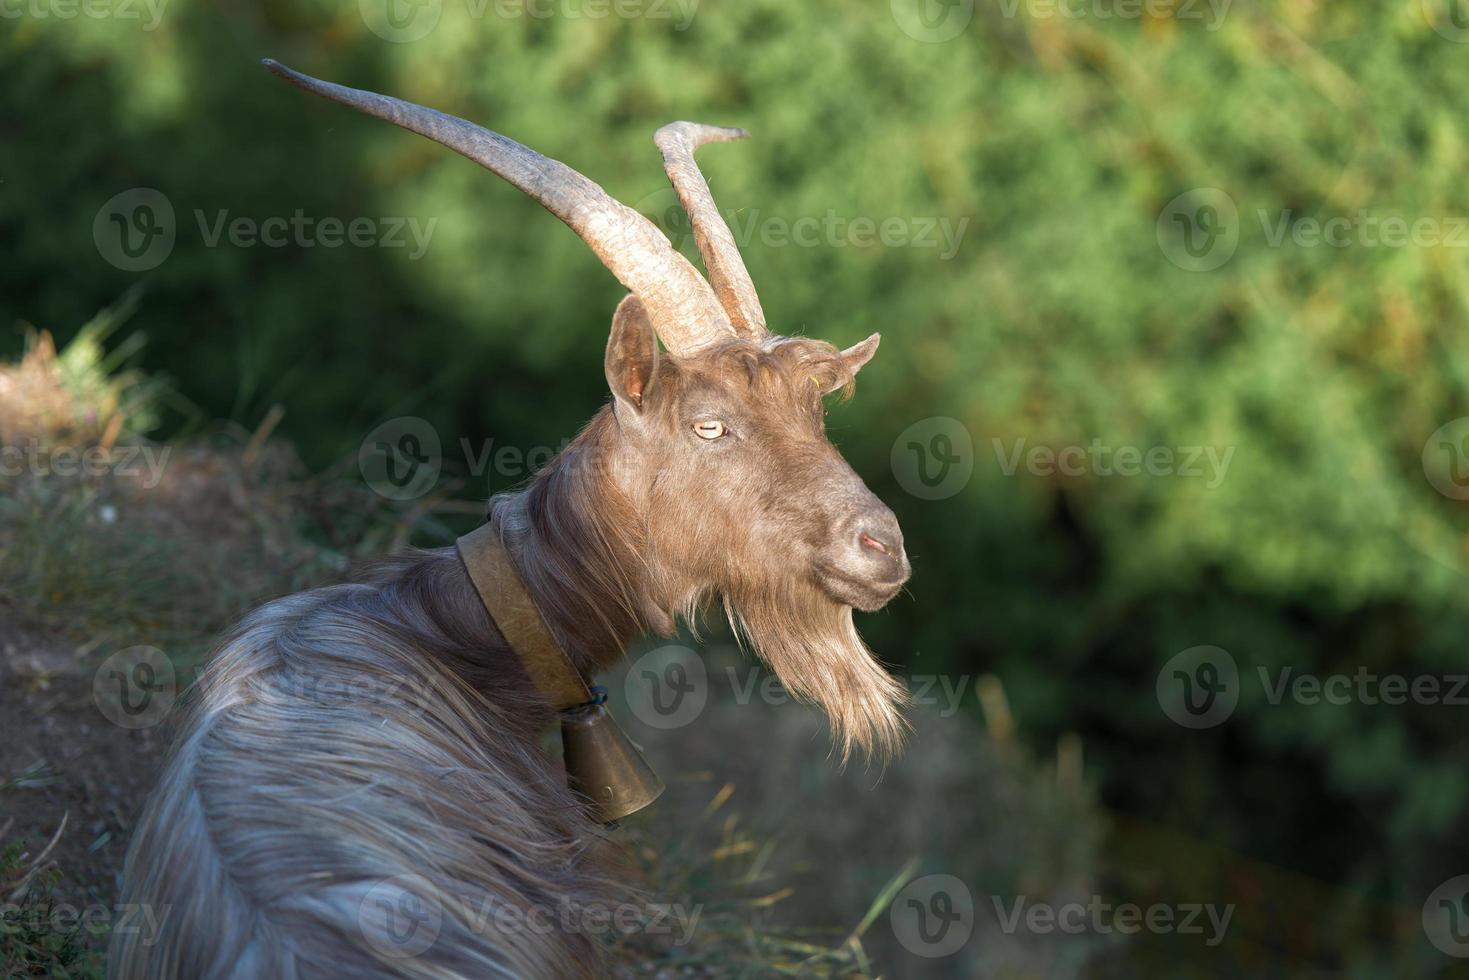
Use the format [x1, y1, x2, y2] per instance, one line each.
[654, 122, 767, 338]
[262, 60, 736, 355]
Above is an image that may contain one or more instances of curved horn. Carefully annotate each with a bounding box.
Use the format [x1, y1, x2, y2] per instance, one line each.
[262, 60, 735, 355]
[654, 122, 767, 338]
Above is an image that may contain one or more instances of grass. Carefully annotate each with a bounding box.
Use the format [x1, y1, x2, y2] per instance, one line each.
[0, 819, 106, 980]
[609, 787, 919, 977]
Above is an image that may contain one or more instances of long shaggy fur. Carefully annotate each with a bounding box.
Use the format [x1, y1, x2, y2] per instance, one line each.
[112, 339, 908, 978]
[729, 583, 910, 765]
[109, 554, 627, 979]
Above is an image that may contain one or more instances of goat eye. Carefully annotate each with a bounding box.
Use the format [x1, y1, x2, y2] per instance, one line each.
[693, 420, 726, 440]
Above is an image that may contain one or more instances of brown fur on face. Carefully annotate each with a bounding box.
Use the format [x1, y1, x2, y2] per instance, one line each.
[637, 338, 912, 763]
[499, 299, 912, 764]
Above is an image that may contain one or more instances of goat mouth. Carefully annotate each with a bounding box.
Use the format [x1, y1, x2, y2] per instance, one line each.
[815, 565, 906, 612]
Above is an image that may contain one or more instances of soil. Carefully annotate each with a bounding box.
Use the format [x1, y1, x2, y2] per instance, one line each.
[1, 620, 168, 960]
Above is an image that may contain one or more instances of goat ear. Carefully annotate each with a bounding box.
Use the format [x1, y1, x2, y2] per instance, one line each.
[605, 294, 659, 413]
[817, 332, 881, 395]
[841, 333, 880, 374]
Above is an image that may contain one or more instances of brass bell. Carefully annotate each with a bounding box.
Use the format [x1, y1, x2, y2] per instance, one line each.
[561, 701, 665, 825]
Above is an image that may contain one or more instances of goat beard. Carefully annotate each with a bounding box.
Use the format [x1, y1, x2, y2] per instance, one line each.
[722, 577, 910, 766]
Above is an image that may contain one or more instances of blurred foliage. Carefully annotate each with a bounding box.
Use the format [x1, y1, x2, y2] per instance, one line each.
[615, 654, 1106, 978]
[6, 0, 1469, 973]
[0, 291, 171, 447]
[0, 820, 106, 979]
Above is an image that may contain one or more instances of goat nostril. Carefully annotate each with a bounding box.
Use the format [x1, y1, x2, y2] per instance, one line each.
[859, 532, 889, 555]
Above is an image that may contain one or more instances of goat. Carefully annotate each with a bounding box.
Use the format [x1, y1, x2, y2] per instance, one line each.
[109, 60, 912, 979]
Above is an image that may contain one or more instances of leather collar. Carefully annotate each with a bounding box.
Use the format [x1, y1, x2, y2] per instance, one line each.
[455, 521, 594, 711]
[454, 518, 666, 823]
